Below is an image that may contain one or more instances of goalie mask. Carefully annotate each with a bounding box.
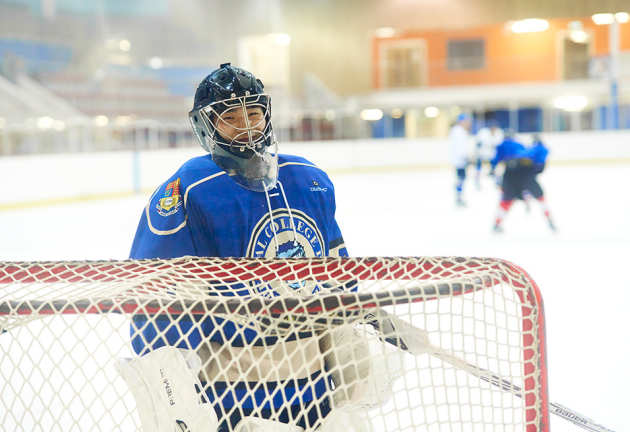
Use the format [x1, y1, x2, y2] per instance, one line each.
[189, 63, 278, 192]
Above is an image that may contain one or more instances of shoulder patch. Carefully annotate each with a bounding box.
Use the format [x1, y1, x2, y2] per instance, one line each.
[156, 178, 183, 217]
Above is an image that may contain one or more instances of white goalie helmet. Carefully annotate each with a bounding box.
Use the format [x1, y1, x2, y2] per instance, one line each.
[189, 63, 278, 192]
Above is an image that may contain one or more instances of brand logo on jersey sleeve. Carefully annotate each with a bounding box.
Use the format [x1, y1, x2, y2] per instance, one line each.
[310, 179, 328, 192]
[156, 178, 183, 217]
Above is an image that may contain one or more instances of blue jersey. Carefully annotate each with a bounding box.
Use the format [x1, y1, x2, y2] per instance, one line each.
[131, 154, 347, 260]
[523, 141, 549, 173]
[129, 153, 348, 428]
[490, 138, 527, 169]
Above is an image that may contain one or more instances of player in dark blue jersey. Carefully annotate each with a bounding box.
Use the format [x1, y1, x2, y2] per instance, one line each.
[489, 132, 528, 232]
[522, 134, 555, 231]
[490, 132, 556, 233]
[129, 63, 349, 431]
[527, 134, 550, 174]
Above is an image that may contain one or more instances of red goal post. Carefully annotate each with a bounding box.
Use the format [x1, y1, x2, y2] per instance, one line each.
[0, 256, 549, 432]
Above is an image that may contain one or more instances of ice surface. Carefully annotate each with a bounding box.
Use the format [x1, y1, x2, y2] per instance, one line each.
[0, 163, 627, 432]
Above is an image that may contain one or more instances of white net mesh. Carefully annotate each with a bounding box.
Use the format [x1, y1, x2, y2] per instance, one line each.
[0, 256, 549, 432]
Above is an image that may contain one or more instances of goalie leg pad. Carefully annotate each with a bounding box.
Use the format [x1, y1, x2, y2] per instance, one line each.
[116, 346, 219, 432]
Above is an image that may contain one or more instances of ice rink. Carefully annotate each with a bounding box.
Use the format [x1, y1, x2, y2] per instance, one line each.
[1, 161, 628, 432]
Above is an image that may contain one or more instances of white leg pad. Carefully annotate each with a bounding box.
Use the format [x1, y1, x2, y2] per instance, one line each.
[116, 346, 219, 432]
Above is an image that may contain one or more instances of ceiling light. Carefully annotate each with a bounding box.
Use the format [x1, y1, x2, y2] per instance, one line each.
[510, 19, 549, 33]
[615, 12, 629, 23]
[375, 27, 396, 38]
[115, 115, 133, 126]
[424, 106, 440, 118]
[36, 116, 54, 129]
[149, 57, 163, 69]
[119, 39, 131, 52]
[93, 115, 109, 127]
[391, 108, 403, 119]
[552, 95, 588, 112]
[570, 30, 589, 43]
[360, 109, 383, 121]
[568, 21, 588, 43]
[592, 13, 615, 25]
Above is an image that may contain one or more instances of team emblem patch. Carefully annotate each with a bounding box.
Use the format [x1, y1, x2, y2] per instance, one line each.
[156, 178, 183, 217]
[247, 209, 324, 258]
[246, 209, 325, 298]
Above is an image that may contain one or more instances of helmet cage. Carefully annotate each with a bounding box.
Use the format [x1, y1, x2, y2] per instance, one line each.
[189, 92, 278, 192]
[190, 93, 274, 157]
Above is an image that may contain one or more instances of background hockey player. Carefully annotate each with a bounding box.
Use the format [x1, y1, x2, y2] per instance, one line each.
[523, 134, 555, 231]
[448, 113, 473, 207]
[473, 119, 503, 189]
[128, 63, 351, 431]
[490, 132, 556, 233]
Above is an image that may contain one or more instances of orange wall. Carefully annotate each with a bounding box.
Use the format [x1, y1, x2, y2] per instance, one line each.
[372, 17, 630, 88]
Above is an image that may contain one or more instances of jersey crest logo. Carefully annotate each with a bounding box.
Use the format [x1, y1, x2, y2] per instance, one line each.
[156, 178, 183, 217]
[247, 209, 324, 258]
[246, 209, 325, 298]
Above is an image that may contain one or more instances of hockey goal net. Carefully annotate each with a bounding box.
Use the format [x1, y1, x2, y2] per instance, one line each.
[0, 256, 548, 432]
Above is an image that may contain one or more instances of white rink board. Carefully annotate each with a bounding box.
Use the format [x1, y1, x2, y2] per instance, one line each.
[2, 130, 630, 206]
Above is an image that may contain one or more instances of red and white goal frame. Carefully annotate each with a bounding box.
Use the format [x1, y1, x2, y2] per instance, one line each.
[0, 256, 549, 432]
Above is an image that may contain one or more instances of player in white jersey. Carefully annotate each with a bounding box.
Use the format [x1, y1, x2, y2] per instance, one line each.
[448, 113, 473, 207]
[474, 120, 503, 188]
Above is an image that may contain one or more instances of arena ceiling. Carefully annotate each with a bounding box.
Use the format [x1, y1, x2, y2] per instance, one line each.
[276, 0, 630, 30]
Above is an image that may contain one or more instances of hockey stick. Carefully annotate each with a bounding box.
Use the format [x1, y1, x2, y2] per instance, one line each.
[368, 310, 616, 432]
